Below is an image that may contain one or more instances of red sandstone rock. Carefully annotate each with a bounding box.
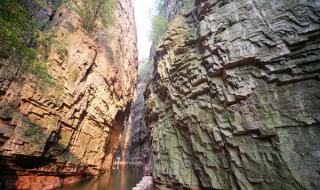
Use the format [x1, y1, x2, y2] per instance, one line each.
[0, 0, 138, 189]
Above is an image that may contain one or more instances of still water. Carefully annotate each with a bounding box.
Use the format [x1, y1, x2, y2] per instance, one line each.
[57, 165, 149, 190]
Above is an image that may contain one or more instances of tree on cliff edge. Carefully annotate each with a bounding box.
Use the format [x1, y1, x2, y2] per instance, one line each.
[149, 0, 167, 42]
[70, 0, 116, 31]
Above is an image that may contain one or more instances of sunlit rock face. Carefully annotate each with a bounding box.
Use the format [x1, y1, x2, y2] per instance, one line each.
[0, 0, 138, 189]
[145, 0, 320, 189]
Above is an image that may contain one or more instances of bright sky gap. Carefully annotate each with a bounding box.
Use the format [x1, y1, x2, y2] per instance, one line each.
[133, 0, 156, 61]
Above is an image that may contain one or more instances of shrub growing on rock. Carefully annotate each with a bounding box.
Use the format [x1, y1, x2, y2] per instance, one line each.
[0, 0, 60, 87]
[70, 0, 116, 31]
[150, 15, 167, 42]
[149, 0, 167, 42]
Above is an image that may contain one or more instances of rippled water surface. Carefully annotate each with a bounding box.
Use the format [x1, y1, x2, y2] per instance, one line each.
[57, 165, 147, 190]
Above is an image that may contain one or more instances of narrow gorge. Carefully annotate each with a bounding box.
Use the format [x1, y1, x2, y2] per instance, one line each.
[0, 0, 320, 190]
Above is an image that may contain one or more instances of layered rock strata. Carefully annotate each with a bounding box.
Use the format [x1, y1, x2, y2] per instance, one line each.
[0, 0, 138, 189]
[145, 0, 320, 189]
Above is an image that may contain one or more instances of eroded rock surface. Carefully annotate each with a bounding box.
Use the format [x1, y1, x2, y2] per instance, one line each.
[145, 0, 320, 189]
[0, 0, 138, 189]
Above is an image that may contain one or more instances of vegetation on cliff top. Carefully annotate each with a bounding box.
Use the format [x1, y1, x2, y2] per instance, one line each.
[150, 15, 167, 42]
[0, 0, 62, 87]
[0, 0, 35, 65]
[70, 0, 116, 31]
[150, 0, 167, 43]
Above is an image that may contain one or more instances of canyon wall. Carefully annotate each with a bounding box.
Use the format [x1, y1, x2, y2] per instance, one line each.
[145, 0, 320, 189]
[0, 0, 138, 189]
[121, 79, 149, 162]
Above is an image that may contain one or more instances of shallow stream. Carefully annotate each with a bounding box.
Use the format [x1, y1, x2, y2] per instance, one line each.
[57, 165, 152, 190]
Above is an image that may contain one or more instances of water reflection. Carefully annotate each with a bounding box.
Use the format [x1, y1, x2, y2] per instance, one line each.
[57, 165, 144, 190]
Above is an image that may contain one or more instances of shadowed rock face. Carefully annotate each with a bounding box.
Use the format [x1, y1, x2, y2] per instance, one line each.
[121, 80, 149, 163]
[0, 0, 137, 189]
[145, 0, 320, 189]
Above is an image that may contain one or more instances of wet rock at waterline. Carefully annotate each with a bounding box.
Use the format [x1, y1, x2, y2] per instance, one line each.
[0, 0, 138, 189]
[145, 0, 320, 189]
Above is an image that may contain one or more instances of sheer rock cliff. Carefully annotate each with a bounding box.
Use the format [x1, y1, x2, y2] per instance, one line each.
[145, 0, 320, 189]
[0, 0, 138, 189]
